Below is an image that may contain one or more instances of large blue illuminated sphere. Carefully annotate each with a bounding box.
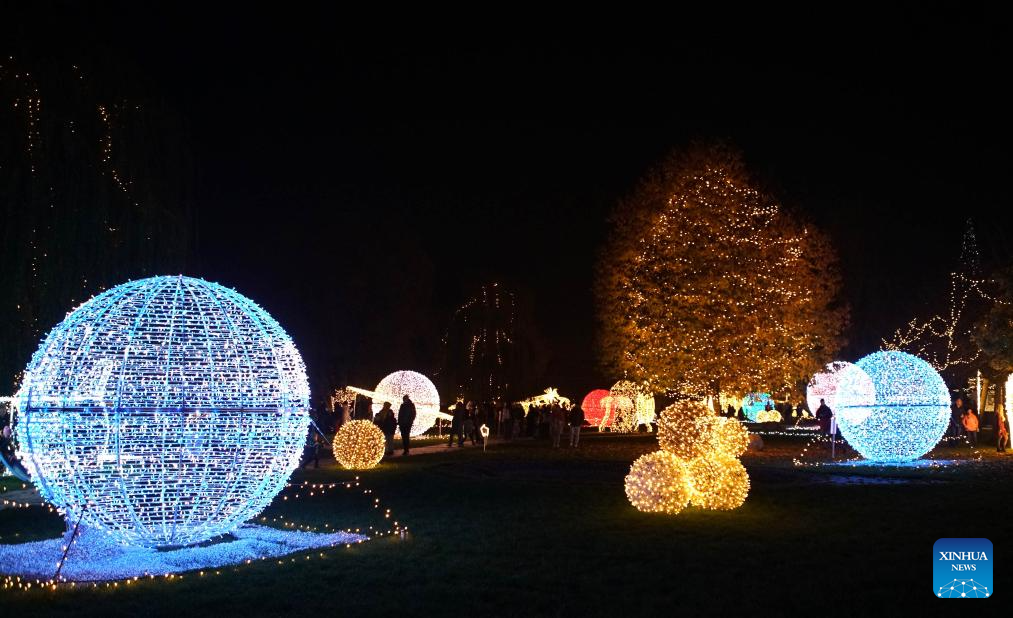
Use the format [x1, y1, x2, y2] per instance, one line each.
[741, 393, 773, 422]
[14, 275, 310, 548]
[835, 351, 949, 462]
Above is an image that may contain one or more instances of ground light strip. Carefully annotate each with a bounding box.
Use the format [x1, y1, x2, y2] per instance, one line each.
[1, 475, 408, 592]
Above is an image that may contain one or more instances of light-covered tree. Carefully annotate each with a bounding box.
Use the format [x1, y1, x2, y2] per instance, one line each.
[596, 143, 847, 402]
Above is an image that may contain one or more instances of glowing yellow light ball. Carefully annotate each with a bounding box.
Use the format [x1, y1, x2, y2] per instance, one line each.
[755, 409, 782, 423]
[656, 401, 713, 458]
[707, 416, 750, 457]
[332, 420, 386, 470]
[687, 454, 750, 510]
[624, 451, 693, 514]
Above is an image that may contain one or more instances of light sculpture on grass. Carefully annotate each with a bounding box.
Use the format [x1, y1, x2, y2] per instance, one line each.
[687, 454, 750, 510]
[605, 381, 655, 432]
[581, 389, 610, 428]
[835, 350, 949, 462]
[624, 451, 692, 514]
[333, 420, 385, 470]
[371, 370, 441, 438]
[656, 401, 712, 458]
[740, 392, 773, 422]
[13, 275, 310, 548]
[806, 361, 873, 416]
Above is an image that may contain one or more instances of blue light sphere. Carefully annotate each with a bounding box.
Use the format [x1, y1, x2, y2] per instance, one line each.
[835, 351, 949, 462]
[741, 392, 773, 422]
[14, 275, 310, 548]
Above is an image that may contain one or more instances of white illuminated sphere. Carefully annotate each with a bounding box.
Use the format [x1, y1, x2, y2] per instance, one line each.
[835, 351, 949, 462]
[372, 370, 440, 437]
[806, 361, 874, 414]
[14, 276, 310, 548]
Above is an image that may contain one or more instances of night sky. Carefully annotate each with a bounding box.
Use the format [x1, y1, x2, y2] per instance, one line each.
[7, 7, 1011, 401]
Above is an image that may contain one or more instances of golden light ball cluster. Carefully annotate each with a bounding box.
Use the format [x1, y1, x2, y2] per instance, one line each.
[626, 401, 750, 514]
[332, 420, 386, 470]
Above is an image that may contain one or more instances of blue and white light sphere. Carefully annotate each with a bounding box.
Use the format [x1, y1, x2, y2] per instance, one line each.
[741, 392, 773, 422]
[835, 351, 949, 462]
[14, 275, 310, 548]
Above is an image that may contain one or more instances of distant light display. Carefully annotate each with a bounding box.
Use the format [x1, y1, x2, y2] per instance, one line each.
[687, 454, 750, 510]
[332, 420, 385, 470]
[581, 389, 611, 427]
[740, 392, 773, 422]
[605, 381, 655, 432]
[624, 451, 692, 514]
[14, 275, 310, 548]
[371, 371, 441, 437]
[806, 361, 874, 415]
[755, 409, 782, 423]
[835, 351, 950, 462]
[1006, 374, 1013, 419]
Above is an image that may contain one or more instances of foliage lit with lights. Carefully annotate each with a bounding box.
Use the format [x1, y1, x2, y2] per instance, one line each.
[332, 420, 386, 470]
[596, 143, 847, 400]
[13, 275, 310, 548]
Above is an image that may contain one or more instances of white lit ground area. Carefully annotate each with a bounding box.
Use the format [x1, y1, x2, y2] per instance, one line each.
[2, 429, 1010, 614]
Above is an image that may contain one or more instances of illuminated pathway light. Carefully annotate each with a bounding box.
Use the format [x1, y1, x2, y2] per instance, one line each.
[835, 351, 949, 462]
[14, 275, 310, 548]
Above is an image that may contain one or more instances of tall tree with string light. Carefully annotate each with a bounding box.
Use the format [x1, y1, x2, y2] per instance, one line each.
[596, 143, 848, 404]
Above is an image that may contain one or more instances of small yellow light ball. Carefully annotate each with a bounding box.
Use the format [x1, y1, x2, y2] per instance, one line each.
[656, 401, 712, 458]
[755, 409, 782, 423]
[332, 420, 385, 470]
[687, 454, 750, 510]
[624, 451, 693, 514]
[707, 416, 750, 458]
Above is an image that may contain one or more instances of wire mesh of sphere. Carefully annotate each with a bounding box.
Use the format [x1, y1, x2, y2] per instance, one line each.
[14, 275, 311, 548]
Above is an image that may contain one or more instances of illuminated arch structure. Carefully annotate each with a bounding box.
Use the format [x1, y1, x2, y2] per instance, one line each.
[835, 351, 949, 462]
[603, 381, 655, 432]
[14, 275, 310, 548]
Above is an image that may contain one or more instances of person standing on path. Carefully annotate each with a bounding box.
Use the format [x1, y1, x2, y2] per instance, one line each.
[549, 403, 566, 448]
[448, 401, 465, 447]
[375, 401, 397, 456]
[398, 395, 417, 456]
[961, 406, 979, 448]
[568, 403, 585, 447]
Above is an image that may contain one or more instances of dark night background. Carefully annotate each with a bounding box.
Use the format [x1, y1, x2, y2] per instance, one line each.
[3, 6, 1010, 405]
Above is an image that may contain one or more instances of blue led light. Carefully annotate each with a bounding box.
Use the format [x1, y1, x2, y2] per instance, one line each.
[14, 276, 310, 548]
[835, 351, 949, 462]
[741, 392, 773, 422]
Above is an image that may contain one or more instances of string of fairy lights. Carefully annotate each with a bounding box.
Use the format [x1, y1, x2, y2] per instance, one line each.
[1, 475, 409, 593]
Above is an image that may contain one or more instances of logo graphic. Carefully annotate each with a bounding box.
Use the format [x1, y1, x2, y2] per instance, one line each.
[934, 538, 992, 598]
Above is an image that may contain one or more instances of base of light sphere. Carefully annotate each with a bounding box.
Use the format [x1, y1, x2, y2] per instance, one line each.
[836, 405, 950, 462]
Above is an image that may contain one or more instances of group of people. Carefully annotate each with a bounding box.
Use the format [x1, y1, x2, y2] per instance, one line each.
[445, 400, 585, 448]
[371, 395, 416, 456]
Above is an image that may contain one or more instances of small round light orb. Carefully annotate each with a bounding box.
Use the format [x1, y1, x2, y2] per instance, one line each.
[14, 276, 309, 548]
[656, 401, 712, 458]
[707, 416, 750, 458]
[808, 361, 874, 414]
[836, 351, 949, 462]
[581, 389, 611, 428]
[740, 392, 773, 422]
[606, 381, 656, 432]
[755, 409, 783, 423]
[372, 370, 441, 437]
[624, 451, 692, 514]
[332, 420, 385, 470]
[687, 454, 750, 510]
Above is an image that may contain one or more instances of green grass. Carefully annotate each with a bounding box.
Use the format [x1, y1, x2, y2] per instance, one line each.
[1, 432, 1009, 616]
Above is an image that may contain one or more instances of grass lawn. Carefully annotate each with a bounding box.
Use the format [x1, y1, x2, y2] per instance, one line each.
[1, 431, 1009, 616]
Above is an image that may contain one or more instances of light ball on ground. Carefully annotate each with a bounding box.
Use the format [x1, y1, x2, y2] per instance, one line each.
[687, 454, 750, 510]
[755, 409, 782, 423]
[14, 275, 309, 548]
[581, 389, 611, 428]
[332, 420, 385, 470]
[372, 370, 441, 437]
[835, 351, 949, 462]
[656, 401, 713, 458]
[624, 451, 692, 514]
